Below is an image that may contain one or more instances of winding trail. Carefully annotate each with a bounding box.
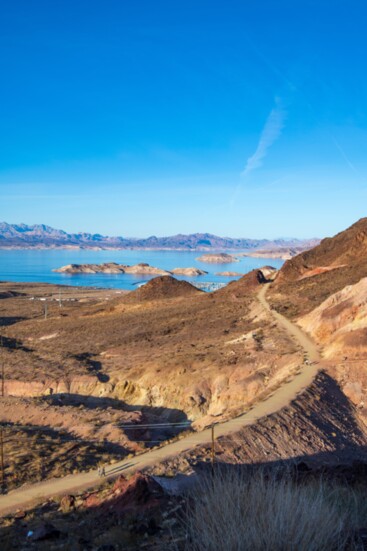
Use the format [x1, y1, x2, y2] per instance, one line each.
[0, 284, 321, 516]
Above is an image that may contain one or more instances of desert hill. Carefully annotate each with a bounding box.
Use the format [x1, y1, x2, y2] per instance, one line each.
[270, 217, 367, 316]
[123, 275, 202, 302]
[278, 217, 367, 282]
[214, 269, 268, 300]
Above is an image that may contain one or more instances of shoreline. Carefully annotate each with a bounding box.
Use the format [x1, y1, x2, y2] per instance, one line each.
[0, 245, 254, 252]
[0, 246, 301, 259]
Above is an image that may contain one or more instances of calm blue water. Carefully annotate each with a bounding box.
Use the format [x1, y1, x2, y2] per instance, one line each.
[0, 250, 283, 290]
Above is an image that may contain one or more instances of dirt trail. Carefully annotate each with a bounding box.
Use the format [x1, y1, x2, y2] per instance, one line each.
[257, 285, 320, 362]
[0, 284, 321, 516]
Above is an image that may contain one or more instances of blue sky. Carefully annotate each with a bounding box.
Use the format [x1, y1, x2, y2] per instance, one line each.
[1, 0, 366, 238]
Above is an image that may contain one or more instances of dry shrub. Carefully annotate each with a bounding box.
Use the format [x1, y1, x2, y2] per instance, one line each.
[183, 468, 364, 551]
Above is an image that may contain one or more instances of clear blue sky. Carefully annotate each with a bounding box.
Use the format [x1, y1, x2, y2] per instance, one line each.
[1, 0, 366, 238]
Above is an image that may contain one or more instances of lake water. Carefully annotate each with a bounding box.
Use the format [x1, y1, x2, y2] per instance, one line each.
[0, 249, 284, 290]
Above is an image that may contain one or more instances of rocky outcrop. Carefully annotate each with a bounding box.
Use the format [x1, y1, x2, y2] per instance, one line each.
[259, 266, 277, 278]
[54, 263, 207, 277]
[85, 473, 165, 514]
[298, 276, 367, 357]
[214, 269, 267, 299]
[197, 253, 237, 263]
[124, 264, 170, 275]
[54, 263, 171, 275]
[294, 277, 367, 424]
[171, 267, 207, 276]
[240, 247, 312, 260]
[215, 266, 276, 279]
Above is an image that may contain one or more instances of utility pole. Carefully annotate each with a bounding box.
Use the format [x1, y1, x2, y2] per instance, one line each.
[1, 362, 4, 398]
[58, 289, 62, 309]
[0, 427, 4, 492]
[211, 425, 215, 475]
[0, 362, 4, 492]
[44, 300, 48, 320]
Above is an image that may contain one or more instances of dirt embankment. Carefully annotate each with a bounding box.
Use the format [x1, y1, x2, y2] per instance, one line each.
[296, 276, 367, 426]
[149, 371, 367, 476]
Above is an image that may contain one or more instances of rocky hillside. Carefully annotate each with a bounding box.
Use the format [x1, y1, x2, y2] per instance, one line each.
[0, 221, 317, 250]
[299, 277, 367, 359]
[267, 218, 367, 427]
[277, 217, 367, 283]
[270, 218, 367, 316]
[297, 277, 367, 425]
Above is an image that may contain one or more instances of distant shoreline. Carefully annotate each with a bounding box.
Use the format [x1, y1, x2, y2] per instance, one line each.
[0, 245, 252, 252]
[0, 245, 294, 259]
[0, 223, 320, 254]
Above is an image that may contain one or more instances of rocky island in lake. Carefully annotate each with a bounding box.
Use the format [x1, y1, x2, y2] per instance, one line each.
[53, 262, 208, 276]
[196, 252, 238, 263]
[215, 271, 244, 277]
[170, 267, 208, 276]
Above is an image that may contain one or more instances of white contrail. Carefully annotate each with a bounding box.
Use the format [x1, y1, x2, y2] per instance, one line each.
[330, 134, 359, 175]
[242, 99, 286, 177]
[228, 99, 286, 206]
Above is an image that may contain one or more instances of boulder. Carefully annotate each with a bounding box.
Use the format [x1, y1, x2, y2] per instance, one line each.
[60, 494, 75, 513]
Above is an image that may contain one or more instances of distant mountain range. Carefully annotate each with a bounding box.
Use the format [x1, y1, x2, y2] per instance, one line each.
[0, 222, 319, 251]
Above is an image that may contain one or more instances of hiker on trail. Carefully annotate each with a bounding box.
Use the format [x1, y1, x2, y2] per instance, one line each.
[101, 466, 106, 477]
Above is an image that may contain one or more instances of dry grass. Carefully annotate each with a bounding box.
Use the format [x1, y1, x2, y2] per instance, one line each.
[1, 427, 120, 491]
[182, 468, 366, 551]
